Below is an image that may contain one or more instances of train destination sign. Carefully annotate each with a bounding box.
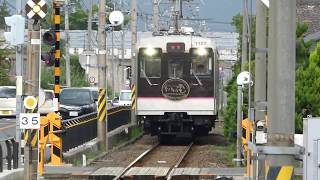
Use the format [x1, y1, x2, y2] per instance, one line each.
[161, 79, 190, 100]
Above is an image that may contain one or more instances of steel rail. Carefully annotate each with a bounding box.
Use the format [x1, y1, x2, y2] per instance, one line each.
[166, 142, 194, 180]
[113, 143, 160, 180]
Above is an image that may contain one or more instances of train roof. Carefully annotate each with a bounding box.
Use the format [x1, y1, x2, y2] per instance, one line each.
[137, 35, 217, 53]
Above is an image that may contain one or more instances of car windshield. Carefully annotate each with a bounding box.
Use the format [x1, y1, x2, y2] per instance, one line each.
[0, 88, 16, 98]
[120, 92, 131, 101]
[60, 89, 93, 106]
[45, 92, 53, 100]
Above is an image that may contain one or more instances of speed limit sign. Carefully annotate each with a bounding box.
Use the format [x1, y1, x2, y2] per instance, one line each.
[20, 113, 40, 129]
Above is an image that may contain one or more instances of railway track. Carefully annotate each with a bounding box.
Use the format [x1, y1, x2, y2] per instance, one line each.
[114, 142, 194, 180]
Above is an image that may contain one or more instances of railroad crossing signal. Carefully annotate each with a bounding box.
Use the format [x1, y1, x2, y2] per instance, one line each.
[4, 15, 25, 46]
[24, 96, 38, 110]
[25, 0, 48, 20]
[41, 30, 56, 66]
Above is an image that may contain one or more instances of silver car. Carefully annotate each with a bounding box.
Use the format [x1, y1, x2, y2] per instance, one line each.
[0, 86, 16, 117]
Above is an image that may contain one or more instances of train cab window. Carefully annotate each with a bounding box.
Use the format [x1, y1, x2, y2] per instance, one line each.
[139, 48, 162, 78]
[168, 60, 183, 78]
[190, 48, 212, 76]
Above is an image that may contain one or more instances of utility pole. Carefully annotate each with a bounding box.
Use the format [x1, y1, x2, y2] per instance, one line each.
[25, 21, 41, 180]
[131, 0, 137, 125]
[120, 0, 125, 91]
[97, 0, 107, 151]
[254, 1, 268, 179]
[111, 28, 115, 98]
[121, 30, 125, 91]
[85, 0, 93, 76]
[152, 0, 159, 32]
[255, 0, 268, 126]
[236, 84, 243, 167]
[15, 0, 23, 147]
[65, 0, 71, 87]
[267, 0, 296, 168]
[241, 0, 248, 71]
[172, 0, 180, 32]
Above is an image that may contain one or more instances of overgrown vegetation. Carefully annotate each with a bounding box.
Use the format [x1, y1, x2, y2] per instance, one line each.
[223, 14, 315, 140]
[41, 55, 90, 89]
[0, 49, 14, 86]
[0, 2, 10, 29]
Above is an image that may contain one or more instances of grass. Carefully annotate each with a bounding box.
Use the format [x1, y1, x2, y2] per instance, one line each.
[212, 143, 237, 167]
[111, 126, 143, 148]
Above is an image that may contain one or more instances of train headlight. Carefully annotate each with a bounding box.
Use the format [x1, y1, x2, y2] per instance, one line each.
[145, 47, 157, 56]
[196, 48, 208, 56]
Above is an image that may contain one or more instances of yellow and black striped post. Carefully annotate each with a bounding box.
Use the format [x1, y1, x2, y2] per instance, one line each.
[266, 166, 294, 180]
[54, 3, 61, 101]
[98, 89, 107, 122]
[38, 116, 49, 175]
[48, 112, 63, 165]
[97, 88, 107, 150]
[131, 84, 137, 111]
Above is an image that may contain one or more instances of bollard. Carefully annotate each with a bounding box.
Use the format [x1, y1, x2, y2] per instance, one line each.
[0, 143, 3, 172]
[11, 139, 19, 169]
[5, 140, 12, 170]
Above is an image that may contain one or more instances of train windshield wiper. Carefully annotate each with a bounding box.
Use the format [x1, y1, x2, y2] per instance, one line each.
[141, 69, 159, 86]
[191, 69, 203, 86]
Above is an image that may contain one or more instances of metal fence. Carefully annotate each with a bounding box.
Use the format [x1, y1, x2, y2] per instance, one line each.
[62, 106, 131, 152]
[0, 137, 19, 172]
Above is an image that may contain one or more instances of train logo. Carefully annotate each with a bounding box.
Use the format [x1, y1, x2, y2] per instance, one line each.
[161, 79, 190, 100]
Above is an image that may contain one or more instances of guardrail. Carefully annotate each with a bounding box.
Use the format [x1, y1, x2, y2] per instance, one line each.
[0, 137, 19, 172]
[62, 106, 131, 152]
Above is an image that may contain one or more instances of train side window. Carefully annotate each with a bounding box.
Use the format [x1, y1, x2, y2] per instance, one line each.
[139, 48, 161, 78]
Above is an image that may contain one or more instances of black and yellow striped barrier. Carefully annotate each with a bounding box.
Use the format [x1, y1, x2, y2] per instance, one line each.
[48, 112, 63, 165]
[131, 84, 137, 111]
[266, 166, 294, 180]
[54, 3, 61, 101]
[38, 116, 50, 175]
[98, 88, 107, 122]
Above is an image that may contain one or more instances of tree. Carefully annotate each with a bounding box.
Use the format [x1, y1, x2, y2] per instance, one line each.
[295, 23, 317, 133]
[0, 49, 14, 86]
[231, 14, 256, 61]
[41, 54, 89, 89]
[0, 2, 10, 30]
[295, 43, 320, 133]
[224, 16, 314, 140]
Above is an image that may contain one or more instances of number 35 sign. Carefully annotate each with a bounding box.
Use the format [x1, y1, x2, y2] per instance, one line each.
[20, 113, 40, 129]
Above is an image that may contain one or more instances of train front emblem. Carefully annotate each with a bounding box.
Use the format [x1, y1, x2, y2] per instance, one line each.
[161, 78, 190, 101]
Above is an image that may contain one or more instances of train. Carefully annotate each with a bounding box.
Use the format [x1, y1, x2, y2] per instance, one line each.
[135, 30, 219, 142]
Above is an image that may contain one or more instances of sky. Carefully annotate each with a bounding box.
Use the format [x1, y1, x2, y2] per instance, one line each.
[135, 0, 256, 32]
[3, 0, 256, 32]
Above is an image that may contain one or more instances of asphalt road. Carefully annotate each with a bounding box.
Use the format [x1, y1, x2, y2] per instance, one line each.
[0, 117, 16, 170]
[0, 117, 16, 140]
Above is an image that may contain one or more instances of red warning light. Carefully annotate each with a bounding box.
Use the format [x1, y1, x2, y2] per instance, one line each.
[167, 43, 185, 52]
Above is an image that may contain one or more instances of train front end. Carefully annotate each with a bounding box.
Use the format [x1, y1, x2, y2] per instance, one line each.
[136, 35, 219, 142]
